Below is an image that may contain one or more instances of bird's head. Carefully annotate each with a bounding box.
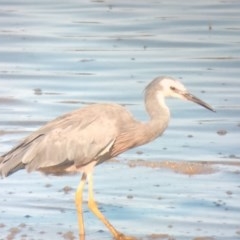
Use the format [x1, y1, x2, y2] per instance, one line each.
[146, 76, 215, 112]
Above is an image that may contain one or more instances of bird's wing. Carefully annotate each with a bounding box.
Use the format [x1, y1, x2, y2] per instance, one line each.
[1, 108, 117, 176]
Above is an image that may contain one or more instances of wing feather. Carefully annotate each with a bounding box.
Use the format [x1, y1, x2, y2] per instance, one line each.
[1, 104, 119, 176]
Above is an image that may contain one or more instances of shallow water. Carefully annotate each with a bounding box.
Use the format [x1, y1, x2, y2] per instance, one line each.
[0, 0, 240, 240]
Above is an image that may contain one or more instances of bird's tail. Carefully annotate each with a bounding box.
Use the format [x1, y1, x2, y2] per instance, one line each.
[0, 154, 25, 178]
[0, 133, 45, 178]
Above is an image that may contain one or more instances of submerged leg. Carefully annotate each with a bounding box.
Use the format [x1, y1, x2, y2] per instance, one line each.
[87, 173, 136, 240]
[75, 173, 87, 240]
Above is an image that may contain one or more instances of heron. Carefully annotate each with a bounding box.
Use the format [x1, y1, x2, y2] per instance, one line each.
[0, 76, 214, 240]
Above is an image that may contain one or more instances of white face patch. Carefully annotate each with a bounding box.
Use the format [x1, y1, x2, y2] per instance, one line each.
[157, 91, 169, 110]
[173, 80, 186, 91]
[159, 78, 187, 99]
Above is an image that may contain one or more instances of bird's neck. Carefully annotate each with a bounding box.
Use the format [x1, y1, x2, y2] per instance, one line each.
[143, 91, 170, 142]
[110, 92, 170, 157]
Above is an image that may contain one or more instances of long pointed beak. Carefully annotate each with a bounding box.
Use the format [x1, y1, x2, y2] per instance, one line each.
[183, 92, 215, 112]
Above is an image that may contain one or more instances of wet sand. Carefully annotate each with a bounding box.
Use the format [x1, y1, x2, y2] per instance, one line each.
[1, 159, 239, 240]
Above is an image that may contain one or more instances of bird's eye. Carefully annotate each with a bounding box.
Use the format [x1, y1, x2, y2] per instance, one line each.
[170, 86, 176, 91]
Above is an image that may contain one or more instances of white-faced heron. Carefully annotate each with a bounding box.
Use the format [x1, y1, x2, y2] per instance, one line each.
[0, 76, 214, 240]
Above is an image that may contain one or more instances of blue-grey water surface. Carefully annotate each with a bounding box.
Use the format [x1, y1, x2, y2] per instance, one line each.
[0, 1, 240, 240]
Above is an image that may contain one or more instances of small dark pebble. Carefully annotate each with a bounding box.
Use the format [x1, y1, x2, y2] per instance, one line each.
[62, 231, 75, 240]
[62, 186, 74, 194]
[217, 129, 227, 136]
[127, 195, 134, 199]
[0, 223, 6, 228]
[18, 223, 26, 228]
[33, 88, 42, 95]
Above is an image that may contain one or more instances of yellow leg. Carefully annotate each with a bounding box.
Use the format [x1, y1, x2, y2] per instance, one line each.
[75, 173, 87, 240]
[87, 173, 136, 240]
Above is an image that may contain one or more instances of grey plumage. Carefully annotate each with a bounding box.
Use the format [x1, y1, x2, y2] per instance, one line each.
[0, 103, 139, 176]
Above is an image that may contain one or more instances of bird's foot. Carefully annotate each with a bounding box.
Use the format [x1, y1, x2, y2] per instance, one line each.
[79, 233, 85, 240]
[115, 233, 137, 240]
